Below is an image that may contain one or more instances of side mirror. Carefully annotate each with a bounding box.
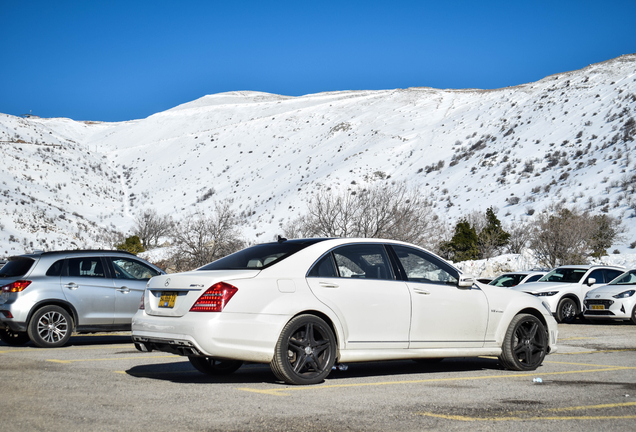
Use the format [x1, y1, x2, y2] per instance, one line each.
[586, 277, 596, 286]
[458, 274, 475, 289]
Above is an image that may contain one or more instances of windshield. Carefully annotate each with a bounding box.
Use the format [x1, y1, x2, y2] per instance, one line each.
[609, 270, 636, 285]
[538, 268, 587, 283]
[0, 257, 35, 278]
[198, 239, 327, 271]
[489, 273, 525, 287]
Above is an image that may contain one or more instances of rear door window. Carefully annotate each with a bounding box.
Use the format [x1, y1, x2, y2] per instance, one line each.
[65, 257, 106, 278]
[331, 244, 394, 280]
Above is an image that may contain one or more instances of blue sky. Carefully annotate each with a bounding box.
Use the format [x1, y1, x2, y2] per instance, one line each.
[1, 0, 635, 122]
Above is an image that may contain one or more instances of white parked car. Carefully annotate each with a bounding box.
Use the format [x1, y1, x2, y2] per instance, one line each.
[583, 269, 636, 324]
[489, 271, 546, 288]
[132, 238, 558, 385]
[511, 265, 625, 323]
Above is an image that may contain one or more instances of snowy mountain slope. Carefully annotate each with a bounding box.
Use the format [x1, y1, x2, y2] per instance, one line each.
[1, 54, 635, 259]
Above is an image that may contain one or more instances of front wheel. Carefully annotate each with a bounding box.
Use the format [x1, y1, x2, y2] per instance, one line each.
[27, 305, 73, 348]
[556, 298, 578, 323]
[0, 328, 31, 346]
[631, 305, 636, 325]
[271, 314, 337, 385]
[499, 313, 548, 371]
[188, 357, 243, 375]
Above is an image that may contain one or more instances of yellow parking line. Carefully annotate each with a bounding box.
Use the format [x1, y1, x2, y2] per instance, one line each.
[0, 344, 133, 354]
[559, 337, 596, 341]
[418, 401, 636, 422]
[47, 355, 175, 364]
[237, 366, 634, 396]
[554, 348, 636, 355]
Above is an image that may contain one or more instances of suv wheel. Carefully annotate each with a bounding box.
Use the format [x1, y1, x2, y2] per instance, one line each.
[27, 305, 74, 348]
[556, 298, 578, 323]
[0, 328, 31, 346]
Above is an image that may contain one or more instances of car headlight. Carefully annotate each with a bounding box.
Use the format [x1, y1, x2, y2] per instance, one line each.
[613, 290, 635, 299]
[535, 291, 559, 297]
[541, 301, 552, 315]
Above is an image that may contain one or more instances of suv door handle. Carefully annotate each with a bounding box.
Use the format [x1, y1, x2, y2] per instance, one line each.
[116, 286, 130, 293]
[64, 283, 78, 290]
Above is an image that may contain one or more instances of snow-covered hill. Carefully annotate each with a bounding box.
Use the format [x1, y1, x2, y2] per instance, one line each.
[1, 54, 635, 261]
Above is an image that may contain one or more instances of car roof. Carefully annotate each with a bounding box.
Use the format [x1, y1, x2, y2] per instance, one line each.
[9, 250, 137, 260]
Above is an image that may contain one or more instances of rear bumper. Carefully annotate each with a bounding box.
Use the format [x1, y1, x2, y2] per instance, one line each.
[0, 316, 28, 332]
[131, 310, 291, 363]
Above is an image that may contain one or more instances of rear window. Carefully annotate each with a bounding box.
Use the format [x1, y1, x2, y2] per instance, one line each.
[0, 257, 36, 278]
[198, 239, 326, 271]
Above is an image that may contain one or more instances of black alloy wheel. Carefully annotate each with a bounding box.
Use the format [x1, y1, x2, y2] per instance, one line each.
[631, 305, 636, 325]
[27, 305, 73, 348]
[188, 356, 243, 375]
[271, 314, 337, 385]
[0, 328, 31, 346]
[556, 298, 578, 323]
[499, 313, 548, 371]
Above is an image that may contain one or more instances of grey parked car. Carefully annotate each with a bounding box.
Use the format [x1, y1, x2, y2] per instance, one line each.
[0, 250, 165, 347]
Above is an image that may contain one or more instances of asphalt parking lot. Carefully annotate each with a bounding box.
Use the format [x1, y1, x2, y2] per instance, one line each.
[1, 320, 635, 432]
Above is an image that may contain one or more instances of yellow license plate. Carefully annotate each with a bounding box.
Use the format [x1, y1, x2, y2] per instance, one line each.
[159, 291, 178, 308]
[590, 305, 605, 310]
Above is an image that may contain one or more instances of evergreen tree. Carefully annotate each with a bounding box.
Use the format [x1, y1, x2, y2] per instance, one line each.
[116, 235, 144, 255]
[478, 207, 510, 258]
[440, 219, 479, 262]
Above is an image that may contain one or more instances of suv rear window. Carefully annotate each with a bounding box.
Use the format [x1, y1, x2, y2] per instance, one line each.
[198, 239, 326, 271]
[0, 257, 35, 278]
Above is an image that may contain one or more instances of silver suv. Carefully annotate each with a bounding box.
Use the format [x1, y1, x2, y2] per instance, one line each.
[510, 265, 625, 323]
[0, 250, 164, 348]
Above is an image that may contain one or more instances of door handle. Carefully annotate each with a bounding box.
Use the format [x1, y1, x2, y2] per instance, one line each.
[319, 282, 339, 288]
[64, 283, 78, 290]
[116, 286, 130, 293]
[413, 288, 431, 295]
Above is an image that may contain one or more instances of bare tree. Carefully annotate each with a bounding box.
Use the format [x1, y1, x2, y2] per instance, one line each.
[529, 205, 594, 267]
[133, 209, 173, 250]
[285, 182, 443, 251]
[505, 219, 532, 254]
[170, 200, 245, 270]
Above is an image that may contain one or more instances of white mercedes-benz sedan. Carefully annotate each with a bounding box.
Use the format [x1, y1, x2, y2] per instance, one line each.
[132, 238, 558, 385]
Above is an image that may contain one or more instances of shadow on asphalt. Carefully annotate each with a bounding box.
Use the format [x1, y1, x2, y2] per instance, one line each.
[124, 356, 503, 385]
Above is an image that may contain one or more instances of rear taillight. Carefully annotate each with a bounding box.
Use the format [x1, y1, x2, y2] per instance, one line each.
[190, 282, 238, 312]
[1, 280, 32, 293]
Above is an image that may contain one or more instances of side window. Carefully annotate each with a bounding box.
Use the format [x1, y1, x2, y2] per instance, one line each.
[46, 259, 65, 277]
[110, 257, 161, 280]
[308, 254, 338, 278]
[587, 269, 604, 284]
[391, 245, 458, 285]
[66, 257, 105, 278]
[526, 274, 542, 283]
[332, 244, 393, 280]
[605, 269, 623, 283]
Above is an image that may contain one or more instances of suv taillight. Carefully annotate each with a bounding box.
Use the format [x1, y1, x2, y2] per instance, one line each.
[190, 282, 238, 312]
[2, 280, 32, 293]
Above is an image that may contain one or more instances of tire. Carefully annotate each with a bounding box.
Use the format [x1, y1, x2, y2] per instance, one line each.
[27, 305, 73, 348]
[0, 328, 31, 346]
[499, 313, 548, 371]
[188, 356, 243, 375]
[631, 305, 636, 325]
[270, 314, 337, 385]
[556, 298, 578, 323]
